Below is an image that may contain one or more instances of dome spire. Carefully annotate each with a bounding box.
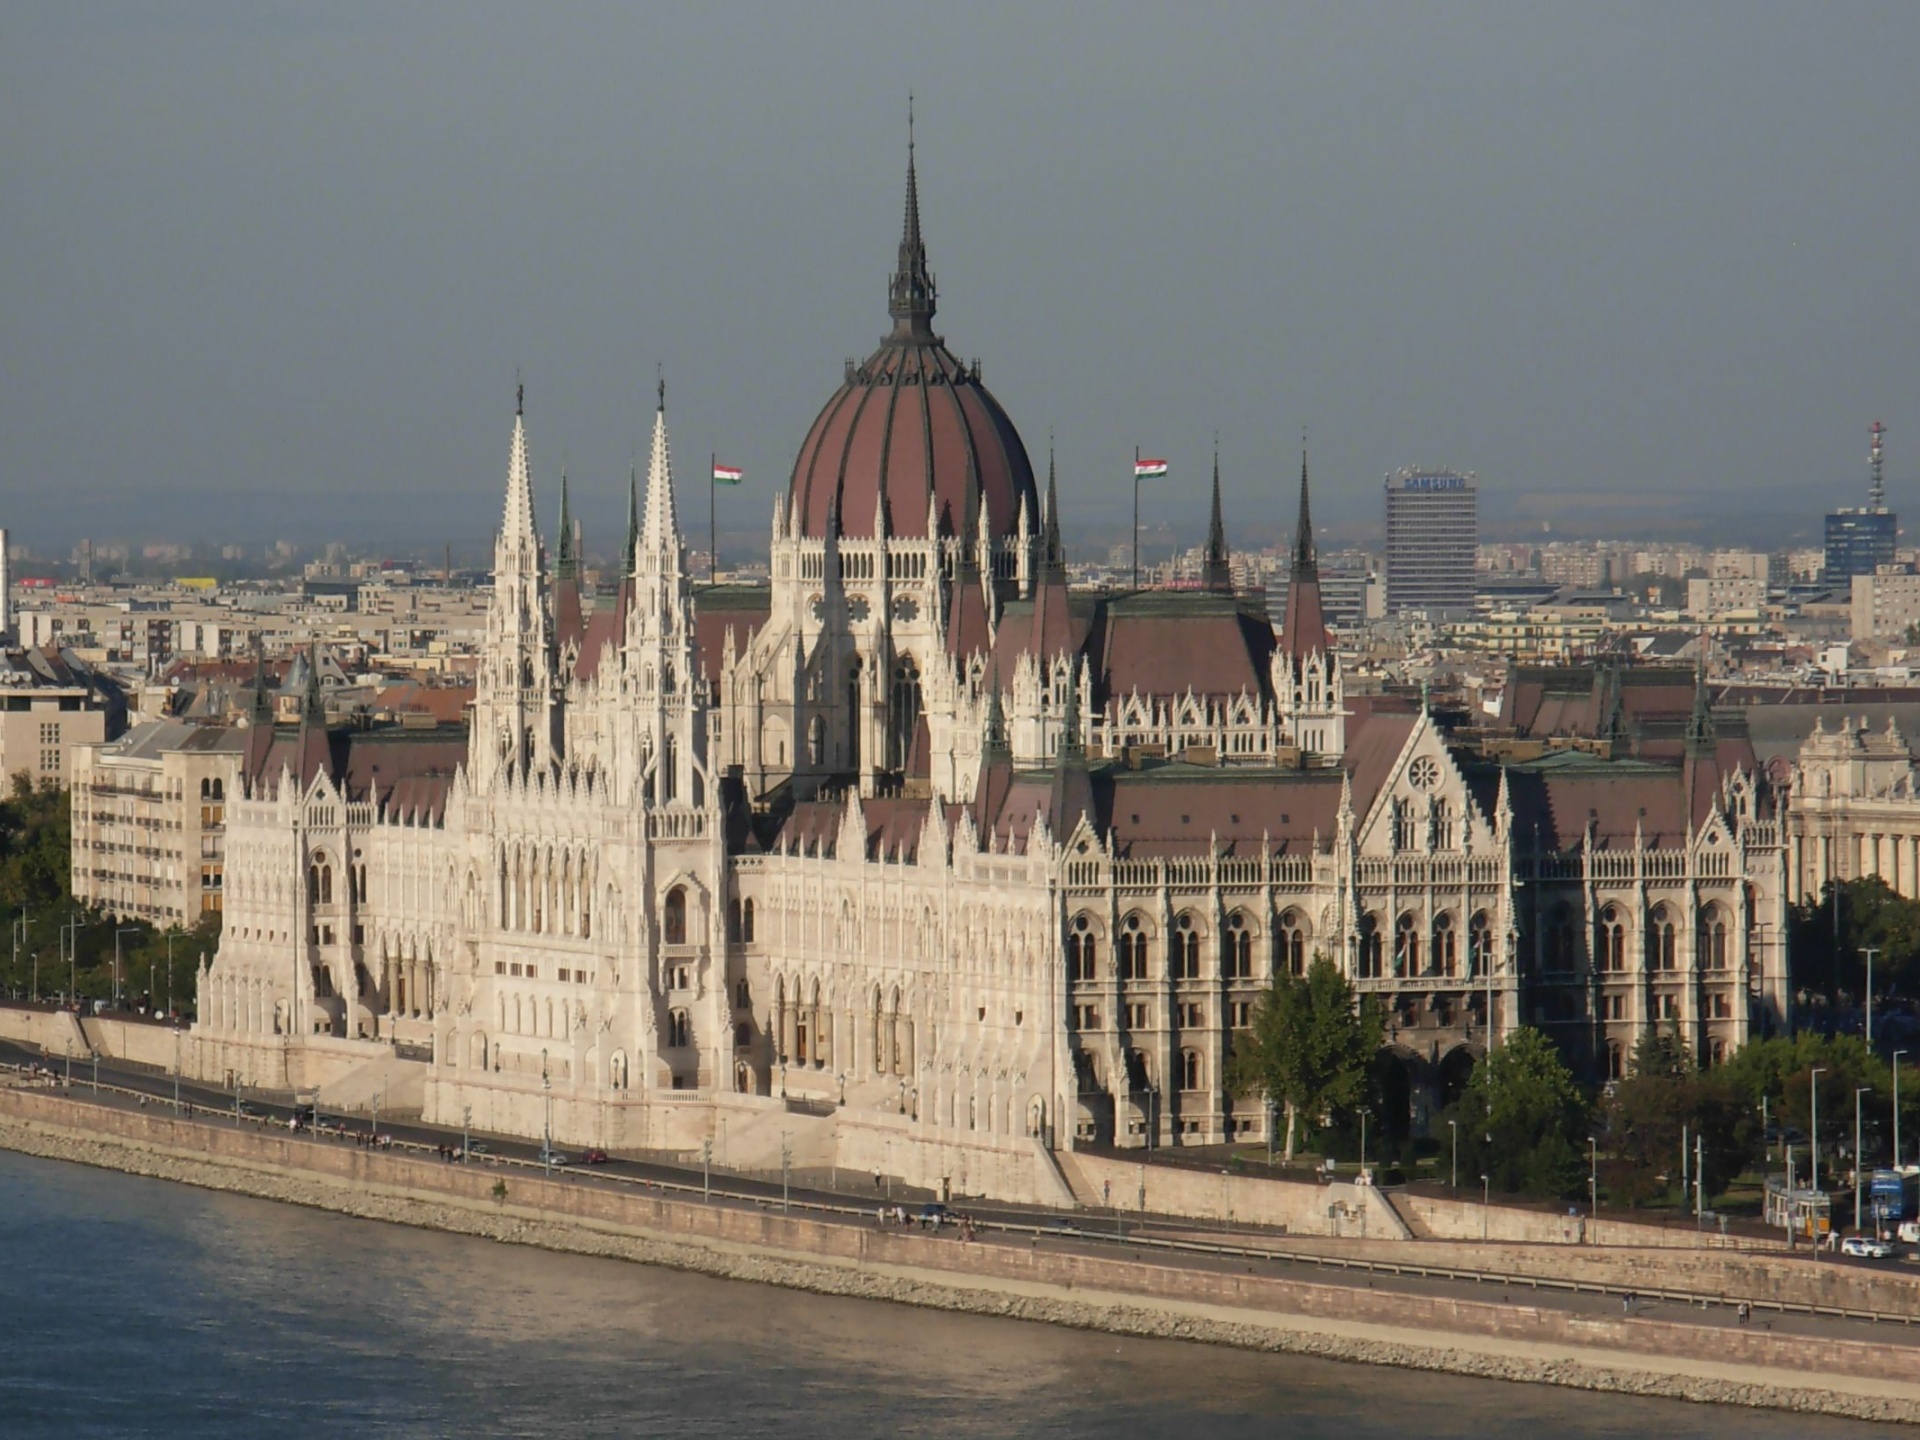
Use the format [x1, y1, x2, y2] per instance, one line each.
[886, 96, 938, 343]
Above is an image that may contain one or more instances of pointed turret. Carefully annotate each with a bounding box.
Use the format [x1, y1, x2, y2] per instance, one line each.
[639, 381, 682, 554]
[1279, 448, 1329, 660]
[555, 468, 576, 580]
[1040, 444, 1065, 577]
[472, 384, 558, 787]
[886, 103, 938, 344]
[1202, 443, 1231, 592]
[502, 385, 539, 555]
[553, 468, 585, 656]
[623, 463, 640, 579]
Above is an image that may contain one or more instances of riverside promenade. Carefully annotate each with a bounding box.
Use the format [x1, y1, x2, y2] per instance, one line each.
[2, 1078, 1918, 1425]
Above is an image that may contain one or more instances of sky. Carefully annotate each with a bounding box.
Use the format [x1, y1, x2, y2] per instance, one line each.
[5, 2, 1919, 561]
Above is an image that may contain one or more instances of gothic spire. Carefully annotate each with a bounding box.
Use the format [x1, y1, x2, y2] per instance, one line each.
[555, 466, 576, 580]
[623, 462, 640, 578]
[501, 391, 539, 551]
[1041, 442, 1065, 573]
[1202, 440, 1231, 592]
[640, 390, 681, 553]
[983, 664, 1009, 757]
[1291, 445, 1317, 581]
[886, 100, 938, 343]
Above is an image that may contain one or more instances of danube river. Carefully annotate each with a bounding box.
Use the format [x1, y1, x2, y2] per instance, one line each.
[0, 1149, 1894, 1439]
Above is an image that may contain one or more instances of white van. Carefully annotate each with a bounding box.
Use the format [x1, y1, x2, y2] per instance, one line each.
[1898, 1220, 1920, 1245]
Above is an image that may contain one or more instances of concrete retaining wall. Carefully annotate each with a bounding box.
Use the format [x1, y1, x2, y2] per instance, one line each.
[3, 1085, 1915, 1427]
[1065, 1152, 1408, 1239]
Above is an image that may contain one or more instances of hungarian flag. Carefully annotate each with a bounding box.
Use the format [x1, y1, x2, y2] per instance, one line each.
[712, 463, 744, 485]
[1134, 458, 1169, 479]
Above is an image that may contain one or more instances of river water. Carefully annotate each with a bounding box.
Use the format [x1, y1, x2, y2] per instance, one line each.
[0, 1149, 1896, 1438]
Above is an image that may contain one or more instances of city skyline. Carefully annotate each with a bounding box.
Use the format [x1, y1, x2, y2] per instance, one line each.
[6, 5, 1917, 555]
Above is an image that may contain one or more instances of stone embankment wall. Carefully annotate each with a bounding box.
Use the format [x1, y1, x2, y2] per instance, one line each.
[1, 1087, 1917, 1427]
[1400, 1191, 1787, 1251]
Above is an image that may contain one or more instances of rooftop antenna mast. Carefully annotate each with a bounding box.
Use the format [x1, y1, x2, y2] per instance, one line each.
[1870, 420, 1888, 511]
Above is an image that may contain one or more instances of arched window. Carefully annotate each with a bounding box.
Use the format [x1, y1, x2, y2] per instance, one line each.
[1068, 914, 1098, 982]
[1598, 905, 1626, 973]
[1392, 798, 1417, 853]
[308, 859, 332, 906]
[1698, 908, 1728, 970]
[1358, 913, 1383, 979]
[663, 886, 687, 946]
[889, 656, 922, 771]
[1467, 911, 1493, 977]
[1546, 903, 1576, 971]
[668, 1010, 690, 1048]
[1607, 1042, 1625, 1082]
[1709, 1037, 1728, 1066]
[1431, 798, 1455, 852]
[807, 715, 826, 768]
[1393, 912, 1420, 976]
[1227, 911, 1253, 978]
[1173, 912, 1201, 979]
[735, 1021, 752, 1049]
[1119, 913, 1150, 981]
[741, 897, 755, 944]
[661, 735, 678, 803]
[1180, 1049, 1202, 1091]
[1433, 911, 1457, 977]
[1280, 910, 1307, 975]
[1649, 905, 1677, 972]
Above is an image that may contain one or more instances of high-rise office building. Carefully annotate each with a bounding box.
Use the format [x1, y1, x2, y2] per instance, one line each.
[1825, 421, 1897, 585]
[1385, 468, 1477, 615]
[1824, 509, 1896, 584]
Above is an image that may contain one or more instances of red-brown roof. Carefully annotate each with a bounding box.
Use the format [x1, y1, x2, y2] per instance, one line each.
[788, 341, 1037, 542]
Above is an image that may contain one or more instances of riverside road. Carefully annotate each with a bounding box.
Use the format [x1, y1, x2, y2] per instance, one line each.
[3, 1035, 1915, 1355]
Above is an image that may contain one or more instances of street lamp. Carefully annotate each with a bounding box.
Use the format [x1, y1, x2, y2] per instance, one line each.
[541, 1048, 553, 1176]
[1895, 1051, 1908, 1172]
[1854, 1085, 1872, 1234]
[1481, 1173, 1490, 1240]
[1590, 1135, 1599, 1216]
[1358, 1105, 1370, 1181]
[113, 927, 140, 1010]
[1863, 947, 1879, 1049]
[1811, 1066, 1826, 1195]
[1448, 1119, 1458, 1189]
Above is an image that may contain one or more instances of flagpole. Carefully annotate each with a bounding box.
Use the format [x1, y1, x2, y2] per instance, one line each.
[710, 451, 717, 584]
[1132, 445, 1141, 589]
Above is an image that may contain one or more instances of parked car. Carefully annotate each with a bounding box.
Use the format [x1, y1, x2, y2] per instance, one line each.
[581, 1149, 610, 1165]
[541, 1149, 573, 1167]
[1841, 1235, 1895, 1259]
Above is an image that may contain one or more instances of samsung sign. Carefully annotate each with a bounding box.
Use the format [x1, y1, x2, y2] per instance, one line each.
[1398, 474, 1468, 492]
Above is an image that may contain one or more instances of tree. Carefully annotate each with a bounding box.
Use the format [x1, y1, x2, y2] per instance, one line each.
[1230, 954, 1383, 1161]
[1446, 1028, 1589, 1200]
[1788, 877, 1920, 1008]
[1601, 1031, 1759, 1207]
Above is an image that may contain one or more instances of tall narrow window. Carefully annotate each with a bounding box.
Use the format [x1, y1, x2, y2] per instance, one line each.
[664, 886, 687, 946]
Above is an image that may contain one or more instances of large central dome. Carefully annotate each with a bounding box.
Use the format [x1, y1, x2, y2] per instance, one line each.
[787, 147, 1037, 542]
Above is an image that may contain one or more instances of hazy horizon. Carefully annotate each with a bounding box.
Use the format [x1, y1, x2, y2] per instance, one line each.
[7, 4, 1917, 559]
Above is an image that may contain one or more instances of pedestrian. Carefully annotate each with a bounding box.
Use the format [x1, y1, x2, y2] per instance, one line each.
[1737, 1301, 1750, 1327]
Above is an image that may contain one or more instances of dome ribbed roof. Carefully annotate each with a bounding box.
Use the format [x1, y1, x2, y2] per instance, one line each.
[787, 144, 1036, 541]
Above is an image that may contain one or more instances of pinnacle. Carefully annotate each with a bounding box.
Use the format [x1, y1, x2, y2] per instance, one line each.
[640, 403, 681, 554]
[502, 408, 540, 551]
